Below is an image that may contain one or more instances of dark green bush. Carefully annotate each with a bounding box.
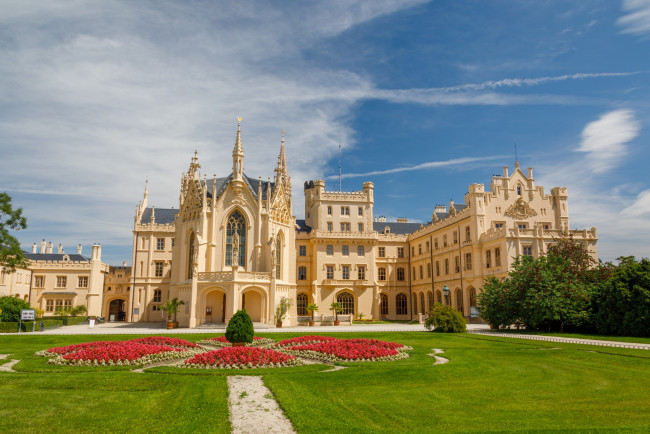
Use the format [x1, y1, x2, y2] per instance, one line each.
[0, 319, 62, 333]
[225, 309, 254, 343]
[0, 296, 32, 322]
[425, 303, 467, 333]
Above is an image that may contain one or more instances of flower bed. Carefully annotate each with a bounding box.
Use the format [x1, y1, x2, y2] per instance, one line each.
[276, 336, 412, 363]
[197, 336, 275, 348]
[38, 338, 202, 366]
[180, 346, 301, 369]
[130, 336, 199, 348]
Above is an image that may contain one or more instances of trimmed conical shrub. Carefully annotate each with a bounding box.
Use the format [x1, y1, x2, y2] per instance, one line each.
[225, 309, 254, 343]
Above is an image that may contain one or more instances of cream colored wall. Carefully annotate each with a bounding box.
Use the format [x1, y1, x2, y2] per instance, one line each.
[0, 267, 31, 301]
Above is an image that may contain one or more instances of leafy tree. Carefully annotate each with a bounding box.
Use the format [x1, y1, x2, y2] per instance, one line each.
[1, 192, 29, 272]
[425, 303, 467, 333]
[592, 257, 650, 337]
[478, 236, 607, 332]
[161, 297, 185, 322]
[0, 296, 32, 322]
[225, 309, 254, 343]
[70, 305, 88, 317]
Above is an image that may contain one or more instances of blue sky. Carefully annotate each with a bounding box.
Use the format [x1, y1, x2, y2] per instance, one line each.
[1, 0, 649, 265]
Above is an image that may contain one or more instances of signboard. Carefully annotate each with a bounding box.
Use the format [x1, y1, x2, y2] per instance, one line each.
[21, 310, 35, 321]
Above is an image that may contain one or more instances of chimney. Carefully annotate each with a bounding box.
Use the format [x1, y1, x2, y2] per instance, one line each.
[91, 244, 101, 261]
[40, 239, 46, 254]
[57, 244, 63, 254]
[527, 167, 533, 178]
[396, 217, 408, 223]
[32, 243, 37, 253]
[503, 166, 509, 178]
[46, 242, 53, 254]
[434, 205, 447, 214]
[77, 244, 82, 255]
[123, 261, 127, 267]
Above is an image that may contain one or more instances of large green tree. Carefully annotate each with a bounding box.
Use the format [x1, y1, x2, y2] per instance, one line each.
[478, 236, 611, 332]
[1, 192, 29, 272]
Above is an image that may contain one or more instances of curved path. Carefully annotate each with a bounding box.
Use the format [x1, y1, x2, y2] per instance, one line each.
[469, 331, 650, 350]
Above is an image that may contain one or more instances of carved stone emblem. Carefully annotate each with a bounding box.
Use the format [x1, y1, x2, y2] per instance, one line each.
[504, 198, 537, 219]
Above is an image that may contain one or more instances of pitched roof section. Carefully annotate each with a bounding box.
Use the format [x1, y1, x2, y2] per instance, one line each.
[373, 221, 423, 235]
[25, 253, 90, 262]
[140, 208, 177, 225]
[295, 219, 312, 233]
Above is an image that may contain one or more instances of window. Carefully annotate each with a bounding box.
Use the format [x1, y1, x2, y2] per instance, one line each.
[413, 293, 417, 314]
[56, 276, 67, 288]
[436, 261, 440, 276]
[465, 226, 471, 241]
[64, 300, 72, 309]
[427, 263, 431, 278]
[436, 290, 442, 304]
[418, 244, 422, 255]
[157, 238, 165, 250]
[518, 223, 527, 230]
[155, 261, 164, 277]
[172, 238, 175, 247]
[341, 222, 351, 232]
[358, 207, 363, 216]
[455, 256, 460, 273]
[412, 267, 416, 279]
[297, 294, 308, 315]
[327, 222, 333, 232]
[486, 250, 491, 268]
[337, 292, 354, 314]
[380, 294, 388, 315]
[326, 266, 334, 279]
[141, 237, 146, 249]
[396, 294, 407, 315]
[444, 259, 449, 275]
[397, 247, 404, 258]
[358, 223, 363, 233]
[426, 241, 430, 251]
[412, 247, 415, 256]
[152, 305, 160, 311]
[453, 232, 458, 244]
[34, 276, 45, 287]
[378, 267, 386, 281]
[495, 223, 504, 229]
[358, 266, 365, 280]
[397, 267, 405, 281]
[299, 245, 306, 256]
[495, 248, 501, 266]
[469, 288, 477, 308]
[298, 266, 307, 280]
[275, 236, 282, 279]
[340, 206, 349, 216]
[327, 206, 332, 215]
[342, 245, 349, 256]
[342, 266, 350, 280]
[357, 245, 365, 256]
[378, 247, 385, 258]
[187, 234, 194, 279]
[523, 245, 533, 257]
[153, 289, 162, 302]
[465, 253, 472, 270]
[443, 235, 448, 247]
[428, 291, 434, 313]
[226, 210, 246, 266]
[434, 238, 439, 249]
[456, 289, 463, 314]
[78, 276, 88, 288]
[517, 185, 522, 195]
[419, 265, 423, 279]
[46, 299, 54, 312]
[326, 245, 333, 255]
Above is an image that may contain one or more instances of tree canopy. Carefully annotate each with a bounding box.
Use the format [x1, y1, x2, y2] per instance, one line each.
[1, 192, 29, 272]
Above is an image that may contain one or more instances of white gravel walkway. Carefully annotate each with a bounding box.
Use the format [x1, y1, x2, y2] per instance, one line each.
[227, 375, 295, 434]
[469, 331, 650, 350]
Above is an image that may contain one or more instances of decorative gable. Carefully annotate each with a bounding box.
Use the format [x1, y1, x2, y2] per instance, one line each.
[270, 184, 291, 225]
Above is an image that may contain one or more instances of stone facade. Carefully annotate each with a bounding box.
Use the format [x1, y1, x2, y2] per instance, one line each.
[129, 123, 598, 327]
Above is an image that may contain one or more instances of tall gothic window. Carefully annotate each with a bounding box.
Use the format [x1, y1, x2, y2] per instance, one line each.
[380, 293, 388, 315]
[297, 293, 308, 315]
[225, 210, 246, 267]
[275, 235, 282, 279]
[337, 292, 354, 315]
[187, 232, 195, 279]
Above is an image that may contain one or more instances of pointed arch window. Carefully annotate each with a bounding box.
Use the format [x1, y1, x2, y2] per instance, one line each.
[275, 235, 282, 279]
[226, 210, 246, 267]
[187, 232, 195, 279]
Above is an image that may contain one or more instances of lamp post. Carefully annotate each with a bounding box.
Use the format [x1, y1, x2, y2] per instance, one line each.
[443, 284, 450, 306]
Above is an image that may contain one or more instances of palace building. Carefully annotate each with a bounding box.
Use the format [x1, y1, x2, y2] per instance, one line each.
[123, 121, 598, 328]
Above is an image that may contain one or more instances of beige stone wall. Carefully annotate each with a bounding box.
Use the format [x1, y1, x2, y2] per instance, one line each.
[0, 266, 31, 302]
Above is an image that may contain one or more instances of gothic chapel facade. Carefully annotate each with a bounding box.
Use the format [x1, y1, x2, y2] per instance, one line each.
[130, 120, 297, 327]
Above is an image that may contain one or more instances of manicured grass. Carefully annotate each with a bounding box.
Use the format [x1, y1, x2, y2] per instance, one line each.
[1, 332, 649, 433]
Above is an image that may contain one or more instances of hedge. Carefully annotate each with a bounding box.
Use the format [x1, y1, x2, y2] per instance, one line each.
[46, 316, 88, 326]
[0, 320, 63, 333]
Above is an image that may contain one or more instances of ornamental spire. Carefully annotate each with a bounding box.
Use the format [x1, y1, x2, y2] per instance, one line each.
[232, 117, 244, 179]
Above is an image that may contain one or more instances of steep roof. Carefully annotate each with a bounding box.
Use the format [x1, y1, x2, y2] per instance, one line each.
[139, 208, 176, 225]
[24, 253, 90, 262]
[295, 219, 312, 233]
[373, 221, 423, 235]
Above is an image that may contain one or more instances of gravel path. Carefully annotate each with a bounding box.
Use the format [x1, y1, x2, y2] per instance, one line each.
[227, 375, 295, 434]
[469, 331, 650, 350]
[428, 348, 449, 365]
[0, 354, 19, 372]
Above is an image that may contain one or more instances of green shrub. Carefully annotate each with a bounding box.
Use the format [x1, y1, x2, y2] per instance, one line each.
[0, 319, 63, 333]
[225, 309, 254, 343]
[425, 303, 467, 333]
[0, 296, 32, 322]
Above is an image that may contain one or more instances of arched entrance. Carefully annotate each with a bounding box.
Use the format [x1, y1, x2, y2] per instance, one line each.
[205, 289, 226, 323]
[108, 299, 126, 321]
[242, 290, 262, 322]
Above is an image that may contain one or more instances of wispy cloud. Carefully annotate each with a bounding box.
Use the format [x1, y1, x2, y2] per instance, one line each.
[329, 156, 502, 180]
[576, 109, 640, 173]
[618, 0, 650, 36]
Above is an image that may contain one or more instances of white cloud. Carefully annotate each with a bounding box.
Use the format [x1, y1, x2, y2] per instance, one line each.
[621, 189, 650, 217]
[576, 109, 640, 173]
[618, 0, 650, 36]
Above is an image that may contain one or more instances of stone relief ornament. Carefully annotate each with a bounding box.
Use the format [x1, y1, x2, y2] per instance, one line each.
[504, 197, 538, 219]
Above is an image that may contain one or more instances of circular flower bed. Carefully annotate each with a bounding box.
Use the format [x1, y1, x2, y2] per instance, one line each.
[197, 336, 275, 348]
[276, 336, 412, 363]
[37, 338, 202, 366]
[180, 346, 301, 369]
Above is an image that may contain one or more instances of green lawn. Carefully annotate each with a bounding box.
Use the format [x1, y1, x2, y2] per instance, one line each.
[1, 332, 649, 433]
